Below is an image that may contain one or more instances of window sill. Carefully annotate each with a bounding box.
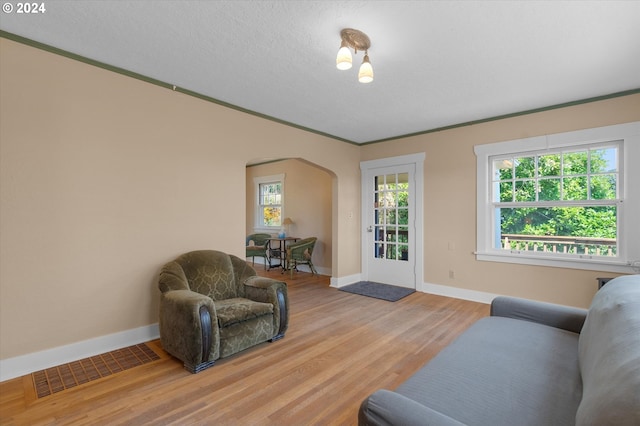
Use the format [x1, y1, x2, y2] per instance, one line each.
[475, 251, 637, 274]
[252, 227, 278, 234]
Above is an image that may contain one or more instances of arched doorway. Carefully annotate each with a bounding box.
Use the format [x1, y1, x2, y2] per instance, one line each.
[246, 158, 334, 276]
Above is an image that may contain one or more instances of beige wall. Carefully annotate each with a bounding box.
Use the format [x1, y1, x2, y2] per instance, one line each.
[361, 93, 640, 309]
[246, 159, 333, 271]
[0, 38, 360, 360]
[1, 36, 638, 362]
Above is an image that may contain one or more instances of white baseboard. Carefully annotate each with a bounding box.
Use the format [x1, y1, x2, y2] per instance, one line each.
[0, 324, 160, 382]
[249, 257, 331, 277]
[330, 273, 361, 288]
[422, 282, 496, 304]
[326, 276, 496, 305]
[0, 282, 495, 383]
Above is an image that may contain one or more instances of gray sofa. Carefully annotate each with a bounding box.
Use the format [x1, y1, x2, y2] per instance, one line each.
[359, 274, 640, 426]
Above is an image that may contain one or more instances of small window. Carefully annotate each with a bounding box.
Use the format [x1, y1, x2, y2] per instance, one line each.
[474, 122, 640, 273]
[254, 174, 284, 229]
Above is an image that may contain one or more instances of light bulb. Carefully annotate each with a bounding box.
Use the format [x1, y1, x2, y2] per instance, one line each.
[358, 54, 373, 83]
[336, 42, 352, 70]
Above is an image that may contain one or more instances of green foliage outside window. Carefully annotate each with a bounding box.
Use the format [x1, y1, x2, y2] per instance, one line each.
[262, 207, 281, 226]
[493, 146, 618, 255]
[259, 182, 282, 227]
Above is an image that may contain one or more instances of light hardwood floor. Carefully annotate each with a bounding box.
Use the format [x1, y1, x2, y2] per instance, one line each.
[0, 266, 489, 425]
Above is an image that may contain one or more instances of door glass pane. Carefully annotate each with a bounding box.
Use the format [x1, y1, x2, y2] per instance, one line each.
[386, 227, 397, 242]
[380, 191, 394, 208]
[375, 209, 384, 225]
[386, 244, 396, 260]
[385, 174, 396, 189]
[374, 242, 385, 259]
[398, 226, 408, 243]
[398, 190, 408, 207]
[399, 244, 409, 261]
[385, 209, 397, 225]
[374, 226, 384, 242]
[373, 173, 409, 262]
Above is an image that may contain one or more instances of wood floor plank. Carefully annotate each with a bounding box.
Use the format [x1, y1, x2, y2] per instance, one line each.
[0, 266, 489, 425]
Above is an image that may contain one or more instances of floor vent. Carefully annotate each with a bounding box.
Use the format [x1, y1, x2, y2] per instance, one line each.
[32, 343, 160, 398]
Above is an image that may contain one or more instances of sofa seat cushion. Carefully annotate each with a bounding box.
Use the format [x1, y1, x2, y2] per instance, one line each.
[395, 316, 582, 426]
[215, 298, 273, 328]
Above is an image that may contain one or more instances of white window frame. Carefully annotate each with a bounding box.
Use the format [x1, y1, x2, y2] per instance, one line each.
[254, 174, 285, 232]
[474, 122, 640, 273]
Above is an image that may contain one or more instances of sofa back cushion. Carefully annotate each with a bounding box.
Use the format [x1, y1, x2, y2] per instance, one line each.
[576, 274, 640, 425]
[175, 250, 239, 300]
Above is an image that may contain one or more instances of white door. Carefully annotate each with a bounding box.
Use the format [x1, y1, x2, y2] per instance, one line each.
[361, 154, 424, 289]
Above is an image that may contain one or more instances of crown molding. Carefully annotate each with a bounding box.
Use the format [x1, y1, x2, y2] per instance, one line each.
[2, 30, 638, 147]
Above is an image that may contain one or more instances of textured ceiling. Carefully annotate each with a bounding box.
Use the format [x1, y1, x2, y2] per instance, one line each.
[1, 1, 639, 144]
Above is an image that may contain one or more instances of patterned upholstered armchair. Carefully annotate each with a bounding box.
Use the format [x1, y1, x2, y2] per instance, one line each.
[285, 237, 318, 278]
[158, 250, 288, 373]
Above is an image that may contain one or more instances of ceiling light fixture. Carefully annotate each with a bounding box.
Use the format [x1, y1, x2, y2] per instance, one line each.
[336, 28, 373, 83]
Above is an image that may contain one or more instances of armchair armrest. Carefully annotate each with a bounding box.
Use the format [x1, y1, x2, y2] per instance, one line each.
[287, 238, 316, 260]
[244, 276, 289, 339]
[158, 261, 189, 292]
[159, 289, 220, 372]
[359, 390, 466, 426]
[490, 296, 587, 334]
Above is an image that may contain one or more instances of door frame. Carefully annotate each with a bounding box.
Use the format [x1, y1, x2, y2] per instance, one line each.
[360, 153, 425, 290]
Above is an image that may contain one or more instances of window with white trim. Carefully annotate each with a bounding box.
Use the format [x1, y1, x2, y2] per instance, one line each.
[475, 122, 640, 273]
[254, 174, 284, 229]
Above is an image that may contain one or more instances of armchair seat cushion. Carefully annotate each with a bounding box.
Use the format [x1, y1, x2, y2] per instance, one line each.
[246, 246, 266, 256]
[214, 298, 274, 328]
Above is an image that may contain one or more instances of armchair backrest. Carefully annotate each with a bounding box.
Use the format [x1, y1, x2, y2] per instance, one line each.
[287, 237, 317, 260]
[246, 233, 271, 247]
[159, 250, 257, 300]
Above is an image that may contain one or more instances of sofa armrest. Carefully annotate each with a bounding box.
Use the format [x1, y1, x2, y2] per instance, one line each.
[491, 296, 587, 333]
[244, 276, 289, 339]
[159, 290, 220, 370]
[359, 390, 466, 426]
